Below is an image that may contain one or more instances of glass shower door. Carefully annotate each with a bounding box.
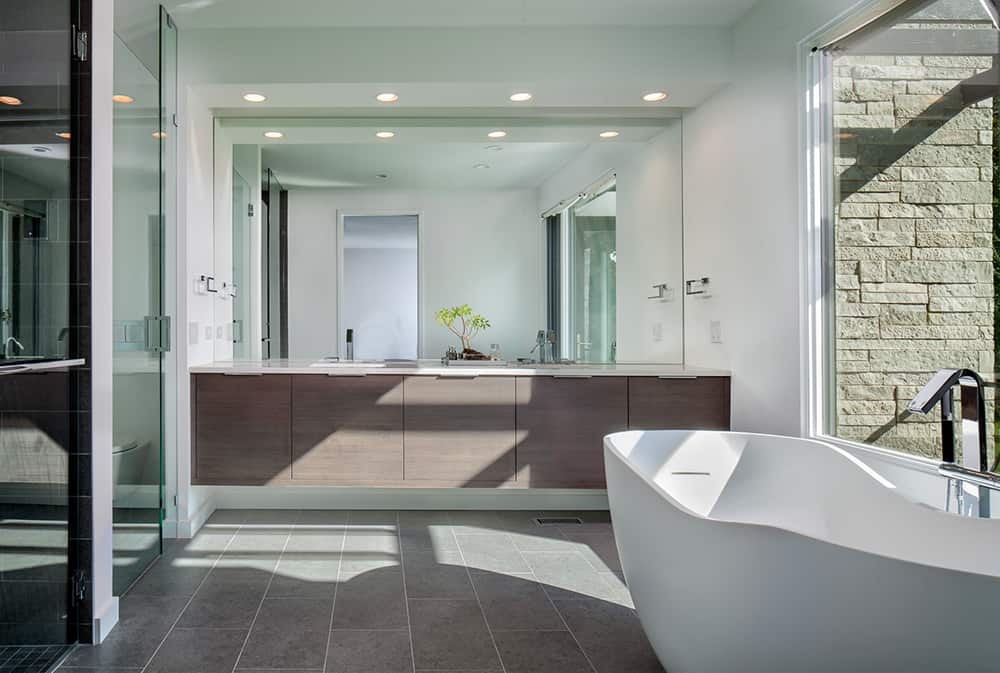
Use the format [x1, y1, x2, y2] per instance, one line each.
[232, 169, 251, 359]
[0, 0, 78, 661]
[568, 183, 617, 363]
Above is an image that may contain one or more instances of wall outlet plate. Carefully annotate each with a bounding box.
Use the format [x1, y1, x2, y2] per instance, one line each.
[710, 321, 722, 344]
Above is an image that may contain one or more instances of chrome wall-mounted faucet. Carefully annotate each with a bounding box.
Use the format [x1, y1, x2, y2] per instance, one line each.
[4, 336, 24, 358]
[908, 368, 994, 516]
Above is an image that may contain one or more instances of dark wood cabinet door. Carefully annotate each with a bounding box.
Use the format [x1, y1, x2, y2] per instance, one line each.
[403, 376, 516, 485]
[515, 376, 628, 488]
[628, 377, 731, 430]
[292, 375, 404, 482]
[193, 374, 291, 484]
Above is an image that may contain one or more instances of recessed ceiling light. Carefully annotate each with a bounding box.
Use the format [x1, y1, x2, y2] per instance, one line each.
[375, 131, 396, 139]
[473, 163, 490, 169]
[56, 132, 71, 140]
[152, 131, 167, 139]
[242, 93, 267, 103]
[510, 92, 533, 102]
[599, 130, 620, 139]
[642, 91, 668, 102]
[263, 131, 284, 139]
[0, 96, 23, 106]
[32, 146, 51, 153]
[376, 92, 399, 103]
[487, 130, 507, 139]
[485, 145, 504, 152]
[112, 94, 134, 103]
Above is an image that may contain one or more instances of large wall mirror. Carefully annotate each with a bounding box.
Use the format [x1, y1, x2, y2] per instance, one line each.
[212, 118, 685, 364]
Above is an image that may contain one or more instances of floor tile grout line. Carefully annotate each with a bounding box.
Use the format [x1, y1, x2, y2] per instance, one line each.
[229, 519, 291, 673]
[320, 512, 348, 673]
[137, 518, 243, 673]
[508, 525, 601, 673]
[446, 515, 508, 673]
[395, 511, 419, 673]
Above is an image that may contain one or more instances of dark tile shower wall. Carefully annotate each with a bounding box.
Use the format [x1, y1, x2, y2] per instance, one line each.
[0, 0, 93, 651]
[69, 0, 94, 645]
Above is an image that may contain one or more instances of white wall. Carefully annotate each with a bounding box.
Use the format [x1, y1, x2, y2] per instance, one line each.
[287, 189, 545, 360]
[681, 0, 863, 434]
[91, 0, 118, 642]
[538, 123, 685, 363]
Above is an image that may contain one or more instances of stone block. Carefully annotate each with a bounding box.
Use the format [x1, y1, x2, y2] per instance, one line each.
[877, 219, 915, 233]
[981, 130, 994, 145]
[900, 167, 980, 181]
[911, 248, 991, 261]
[835, 246, 911, 262]
[860, 282, 928, 303]
[837, 274, 861, 290]
[866, 102, 894, 116]
[859, 260, 886, 282]
[838, 317, 879, 338]
[914, 217, 991, 232]
[876, 145, 990, 168]
[885, 260, 990, 284]
[973, 204, 993, 218]
[879, 324, 980, 340]
[842, 191, 900, 203]
[869, 348, 979, 372]
[839, 385, 895, 401]
[928, 311, 993, 326]
[838, 303, 882, 318]
[856, 78, 893, 101]
[922, 56, 993, 69]
[835, 114, 895, 128]
[880, 304, 927, 325]
[914, 231, 991, 247]
[839, 203, 879, 218]
[835, 101, 868, 114]
[840, 230, 915, 247]
[879, 204, 975, 219]
[928, 296, 992, 312]
[893, 93, 965, 119]
[851, 64, 927, 80]
[901, 181, 992, 205]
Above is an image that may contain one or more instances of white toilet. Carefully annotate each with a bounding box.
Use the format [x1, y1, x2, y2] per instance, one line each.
[112, 439, 150, 505]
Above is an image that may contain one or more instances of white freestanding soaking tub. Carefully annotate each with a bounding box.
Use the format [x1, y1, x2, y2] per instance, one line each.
[604, 430, 1000, 673]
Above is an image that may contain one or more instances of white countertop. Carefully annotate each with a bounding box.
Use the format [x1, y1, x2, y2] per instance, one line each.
[189, 359, 730, 378]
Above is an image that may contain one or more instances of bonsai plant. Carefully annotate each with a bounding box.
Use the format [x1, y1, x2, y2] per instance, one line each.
[435, 304, 491, 358]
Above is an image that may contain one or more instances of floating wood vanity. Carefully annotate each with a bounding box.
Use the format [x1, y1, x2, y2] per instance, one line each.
[189, 362, 731, 488]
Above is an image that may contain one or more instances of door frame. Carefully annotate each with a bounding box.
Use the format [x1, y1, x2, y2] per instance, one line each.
[335, 210, 423, 359]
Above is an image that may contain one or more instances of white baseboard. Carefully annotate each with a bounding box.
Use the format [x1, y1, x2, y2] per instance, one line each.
[173, 487, 607, 538]
[201, 486, 608, 513]
[168, 495, 216, 539]
[92, 595, 119, 644]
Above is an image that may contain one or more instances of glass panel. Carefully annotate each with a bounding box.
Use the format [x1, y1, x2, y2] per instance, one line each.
[568, 183, 617, 363]
[341, 215, 419, 359]
[232, 169, 252, 359]
[827, 0, 999, 466]
[261, 169, 285, 359]
[0, 0, 75, 653]
[110, 6, 174, 591]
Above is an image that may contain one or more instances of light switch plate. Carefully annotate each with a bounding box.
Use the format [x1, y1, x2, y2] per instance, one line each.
[710, 321, 722, 344]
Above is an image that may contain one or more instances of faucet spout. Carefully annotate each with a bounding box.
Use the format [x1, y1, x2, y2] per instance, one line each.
[908, 368, 988, 473]
[3, 336, 24, 359]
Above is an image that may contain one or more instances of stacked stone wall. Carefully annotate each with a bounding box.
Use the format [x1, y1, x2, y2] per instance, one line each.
[833, 49, 996, 459]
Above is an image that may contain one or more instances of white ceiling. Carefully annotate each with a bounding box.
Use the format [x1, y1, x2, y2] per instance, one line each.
[159, 0, 758, 28]
[260, 142, 596, 190]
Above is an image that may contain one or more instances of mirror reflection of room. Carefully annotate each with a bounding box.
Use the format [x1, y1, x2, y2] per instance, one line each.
[215, 120, 683, 365]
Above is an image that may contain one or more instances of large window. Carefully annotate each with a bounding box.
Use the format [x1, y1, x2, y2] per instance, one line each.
[821, 0, 999, 462]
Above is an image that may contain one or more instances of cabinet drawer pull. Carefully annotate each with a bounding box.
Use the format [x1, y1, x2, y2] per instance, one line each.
[328, 372, 367, 377]
[657, 375, 697, 380]
[553, 374, 593, 379]
[439, 373, 478, 379]
[223, 371, 264, 376]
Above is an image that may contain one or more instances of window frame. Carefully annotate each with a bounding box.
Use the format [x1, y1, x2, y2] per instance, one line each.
[798, 0, 962, 473]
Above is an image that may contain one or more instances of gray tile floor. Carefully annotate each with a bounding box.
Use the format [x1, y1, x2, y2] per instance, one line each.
[58, 509, 664, 673]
